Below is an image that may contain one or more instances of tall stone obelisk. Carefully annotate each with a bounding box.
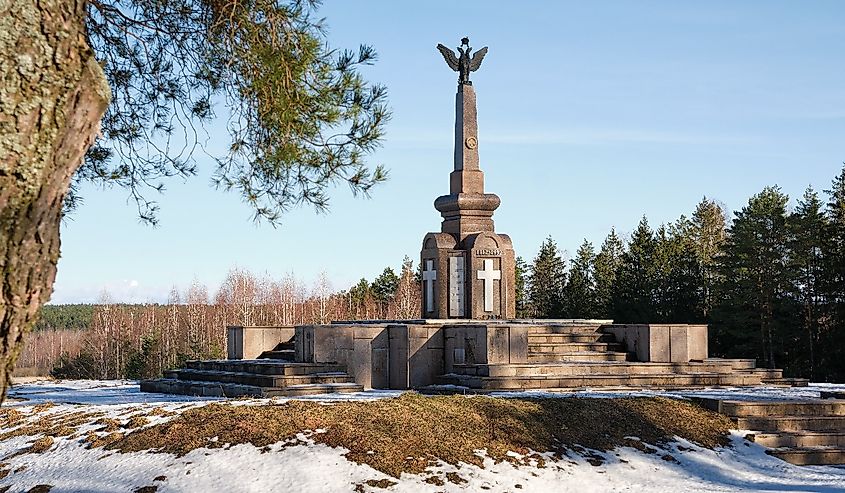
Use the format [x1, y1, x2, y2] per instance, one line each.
[421, 38, 516, 320]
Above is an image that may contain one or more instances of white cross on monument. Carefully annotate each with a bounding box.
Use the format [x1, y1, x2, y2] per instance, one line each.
[476, 259, 501, 313]
[422, 259, 437, 313]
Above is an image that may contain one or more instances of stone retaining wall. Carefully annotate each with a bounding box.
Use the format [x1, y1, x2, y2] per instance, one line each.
[601, 324, 708, 363]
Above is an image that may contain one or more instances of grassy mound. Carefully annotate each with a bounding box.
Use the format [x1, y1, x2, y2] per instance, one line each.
[110, 394, 732, 477]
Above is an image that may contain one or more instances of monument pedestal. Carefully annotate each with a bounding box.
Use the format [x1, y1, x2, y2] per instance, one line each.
[420, 83, 516, 320]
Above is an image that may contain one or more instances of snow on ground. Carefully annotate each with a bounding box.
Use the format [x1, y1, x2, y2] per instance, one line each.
[486, 382, 845, 402]
[1, 380, 845, 492]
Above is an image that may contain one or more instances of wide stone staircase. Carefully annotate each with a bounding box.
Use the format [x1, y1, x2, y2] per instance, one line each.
[698, 398, 845, 465]
[435, 323, 807, 391]
[140, 350, 364, 398]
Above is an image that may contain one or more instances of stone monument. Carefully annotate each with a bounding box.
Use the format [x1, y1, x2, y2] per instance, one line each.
[422, 38, 516, 319]
[143, 36, 802, 403]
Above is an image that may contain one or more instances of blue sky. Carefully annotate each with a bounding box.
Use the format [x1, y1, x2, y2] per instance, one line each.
[52, 1, 845, 303]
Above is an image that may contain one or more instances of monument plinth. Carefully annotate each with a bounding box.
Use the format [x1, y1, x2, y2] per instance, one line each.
[422, 39, 516, 319]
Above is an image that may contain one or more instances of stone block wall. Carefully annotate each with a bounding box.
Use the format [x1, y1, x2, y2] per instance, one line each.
[295, 324, 392, 389]
[227, 326, 295, 360]
[294, 322, 531, 389]
[602, 324, 708, 363]
[442, 323, 528, 374]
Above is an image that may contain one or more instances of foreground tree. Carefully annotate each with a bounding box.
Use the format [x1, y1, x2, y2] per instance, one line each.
[0, 0, 388, 399]
[1, 0, 111, 399]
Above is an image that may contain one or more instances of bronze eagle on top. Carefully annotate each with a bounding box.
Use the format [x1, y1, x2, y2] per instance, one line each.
[437, 37, 488, 85]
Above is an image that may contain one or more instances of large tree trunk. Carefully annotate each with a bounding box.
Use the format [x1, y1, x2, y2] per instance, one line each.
[0, 0, 110, 401]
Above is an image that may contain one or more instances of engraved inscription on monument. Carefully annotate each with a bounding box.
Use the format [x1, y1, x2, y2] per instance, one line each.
[449, 256, 466, 317]
[475, 248, 501, 257]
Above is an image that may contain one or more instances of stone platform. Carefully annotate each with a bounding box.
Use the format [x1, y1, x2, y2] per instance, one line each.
[142, 320, 806, 397]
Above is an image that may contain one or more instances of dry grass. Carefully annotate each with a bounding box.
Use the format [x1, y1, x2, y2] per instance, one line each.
[125, 416, 150, 429]
[94, 418, 121, 433]
[109, 394, 731, 477]
[26, 486, 52, 493]
[27, 436, 54, 454]
[31, 403, 55, 414]
[0, 409, 23, 427]
[84, 432, 124, 449]
[0, 411, 104, 442]
[3, 436, 55, 461]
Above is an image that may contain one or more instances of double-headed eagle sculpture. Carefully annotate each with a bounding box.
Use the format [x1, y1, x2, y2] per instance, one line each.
[437, 37, 488, 85]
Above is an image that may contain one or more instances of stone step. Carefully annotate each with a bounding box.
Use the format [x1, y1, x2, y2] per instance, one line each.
[436, 372, 762, 390]
[767, 447, 845, 466]
[170, 369, 354, 388]
[140, 379, 363, 398]
[528, 342, 626, 353]
[258, 349, 295, 360]
[751, 432, 845, 448]
[452, 361, 746, 378]
[527, 333, 615, 344]
[526, 325, 605, 335]
[737, 368, 783, 379]
[184, 360, 346, 376]
[717, 400, 845, 418]
[702, 358, 756, 370]
[761, 377, 810, 387]
[735, 416, 845, 433]
[528, 351, 631, 363]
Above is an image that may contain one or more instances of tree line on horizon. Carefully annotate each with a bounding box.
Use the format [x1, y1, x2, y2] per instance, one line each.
[18, 259, 422, 379]
[521, 165, 845, 382]
[19, 166, 845, 382]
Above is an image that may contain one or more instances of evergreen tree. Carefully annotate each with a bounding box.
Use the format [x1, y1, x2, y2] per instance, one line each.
[613, 217, 658, 322]
[371, 268, 399, 317]
[789, 187, 829, 380]
[715, 186, 795, 369]
[594, 228, 625, 319]
[528, 236, 567, 318]
[514, 256, 530, 318]
[655, 218, 704, 322]
[563, 240, 597, 318]
[348, 278, 372, 319]
[690, 197, 727, 318]
[823, 166, 845, 380]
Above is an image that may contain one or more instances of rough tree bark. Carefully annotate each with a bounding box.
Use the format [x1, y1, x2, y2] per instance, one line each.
[0, 0, 110, 401]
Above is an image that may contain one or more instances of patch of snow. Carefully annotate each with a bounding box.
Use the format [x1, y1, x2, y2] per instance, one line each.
[8, 380, 220, 406]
